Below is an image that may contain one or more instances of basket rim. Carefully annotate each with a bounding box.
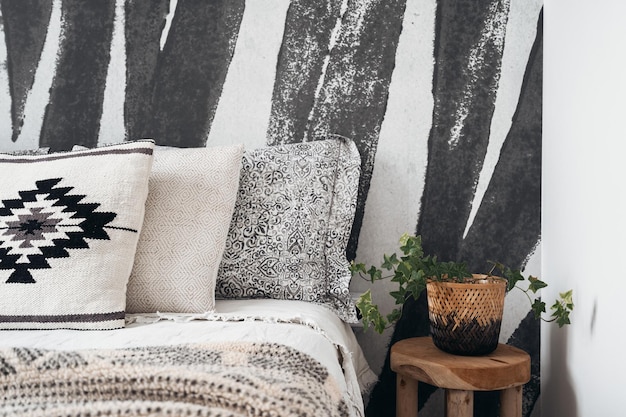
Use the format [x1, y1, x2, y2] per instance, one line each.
[426, 274, 507, 288]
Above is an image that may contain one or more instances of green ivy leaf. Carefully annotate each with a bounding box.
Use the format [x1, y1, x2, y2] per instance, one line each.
[504, 268, 525, 291]
[387, 308, 402, 323]
[527, 275, 548, 293]
[355, 290, 387, 334]
[349, 262, 366, 275]
[550, 290, 574, 327]
[399, 233, 412, 248]
[367, 266, 382, 283]
[405, 271, 426, 301]
[555, 310, 571, 327]
[396, 261, 411, 280]
[390, 288, 407, 305]
[399, 234, 423, 259]
[355, 290, 373, 314]
[372, 314, 387, 334]
[560, 289, 574, 309]
[382, 253, 399, 270]
[531, 298, 546, 319]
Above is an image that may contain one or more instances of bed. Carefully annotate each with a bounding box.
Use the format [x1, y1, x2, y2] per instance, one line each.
[0, 138, 375, 416]
[0, 300, 375, 416]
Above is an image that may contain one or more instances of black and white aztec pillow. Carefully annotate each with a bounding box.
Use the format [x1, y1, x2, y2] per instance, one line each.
[0, 141, 154, 330]
[1, 148, 50, 156]
[216, 138, 361, 323]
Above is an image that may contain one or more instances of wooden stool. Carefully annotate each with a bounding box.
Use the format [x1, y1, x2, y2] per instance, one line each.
[390, 337, 530, 417]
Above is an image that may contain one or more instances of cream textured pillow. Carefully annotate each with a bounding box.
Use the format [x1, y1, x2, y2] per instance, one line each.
[126, 144, 244, 314]
[0, 140, 154, 329]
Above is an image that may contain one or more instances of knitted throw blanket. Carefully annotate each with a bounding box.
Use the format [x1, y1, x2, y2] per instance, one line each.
[0, 342, 349, 417]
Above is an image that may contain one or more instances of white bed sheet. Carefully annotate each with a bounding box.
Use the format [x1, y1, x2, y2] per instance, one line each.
[0, 299, 377, 417]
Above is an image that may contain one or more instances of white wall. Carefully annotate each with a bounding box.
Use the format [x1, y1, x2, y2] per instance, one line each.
[543, 1, 626, 416]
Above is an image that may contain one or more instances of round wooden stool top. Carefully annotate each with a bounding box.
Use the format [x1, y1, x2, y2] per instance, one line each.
[391, 337, 531, 391]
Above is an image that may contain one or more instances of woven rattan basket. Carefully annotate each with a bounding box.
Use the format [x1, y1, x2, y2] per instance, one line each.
[426, 274, 507, 356]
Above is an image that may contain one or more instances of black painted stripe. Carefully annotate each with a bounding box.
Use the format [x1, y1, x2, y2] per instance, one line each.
[0, 311, 125, 323]
[138, 0, 245, 147]
[305, 0, 407, 260]
[40, 0, 116, 151]
[0, 0, 53, 143]
[459, 9, 542, 272]
[416, 0, 510, 261]
[267, 0, 341, 146]
[124, 0, 169, 142]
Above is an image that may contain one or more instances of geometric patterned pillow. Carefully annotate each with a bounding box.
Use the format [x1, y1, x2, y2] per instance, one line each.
[1, 148, 50, 156]
[125, 144, 244, 314]
[216, 138, 361, 323]
[0, 140, 154, 329]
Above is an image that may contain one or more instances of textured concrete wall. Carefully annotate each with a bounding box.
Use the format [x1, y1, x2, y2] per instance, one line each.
[0, 1, 543, 415]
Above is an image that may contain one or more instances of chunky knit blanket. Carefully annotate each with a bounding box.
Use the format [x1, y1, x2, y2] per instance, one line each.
[0, 342, 349, 417]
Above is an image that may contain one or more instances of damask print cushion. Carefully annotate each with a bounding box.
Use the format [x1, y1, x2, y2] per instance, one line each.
[126, 144, 244, 314]
[216, 138, 361, 323]
[0, 140, 154, 330]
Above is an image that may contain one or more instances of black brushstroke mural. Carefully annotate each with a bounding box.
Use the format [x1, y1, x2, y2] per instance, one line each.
[40, 0, 116, 151]
[459, 9, 542, 271]
[0, 2, 544, 416]
[366, 3, 543, 417]
[267, 0, 341, 146]
[124, 0, 169, 143]
[308, 0, 406, 259]
[0, 0, 52, 142]
[417, 0, 510, 260]
[132, 0, 245, 147]
[268, 0, 406, 259]
[368, 0, 512, 411]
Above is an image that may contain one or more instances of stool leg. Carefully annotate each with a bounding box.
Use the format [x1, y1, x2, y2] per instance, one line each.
[500, 386, 523, 417]
[396, 374, 418, 417]
[445, 389, 473, 417]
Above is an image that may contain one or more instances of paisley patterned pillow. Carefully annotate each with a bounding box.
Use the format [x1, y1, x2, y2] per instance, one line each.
[216, 138, 360, 322]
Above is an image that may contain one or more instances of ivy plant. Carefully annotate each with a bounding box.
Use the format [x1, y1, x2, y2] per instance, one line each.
[351, 234, 574, 334]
